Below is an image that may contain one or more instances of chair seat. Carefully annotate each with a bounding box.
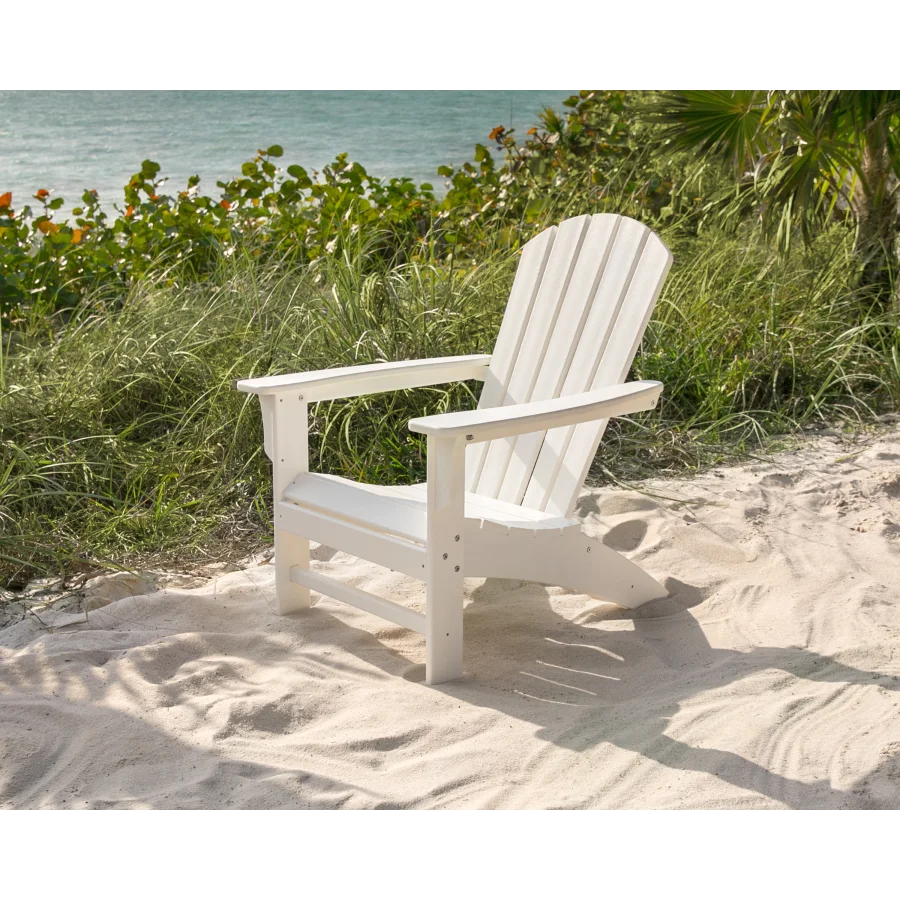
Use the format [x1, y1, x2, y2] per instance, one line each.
[282, 473, 577, 545]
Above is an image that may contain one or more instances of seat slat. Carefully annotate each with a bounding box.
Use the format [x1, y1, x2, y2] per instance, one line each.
[282, 473, 579, 547]
[285, 473, 426, 543]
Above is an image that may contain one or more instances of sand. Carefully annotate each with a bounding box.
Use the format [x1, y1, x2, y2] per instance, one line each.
[2, 423, 899, 809]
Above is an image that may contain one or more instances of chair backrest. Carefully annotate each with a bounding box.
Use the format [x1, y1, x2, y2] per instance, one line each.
[466, 213, 672, 518]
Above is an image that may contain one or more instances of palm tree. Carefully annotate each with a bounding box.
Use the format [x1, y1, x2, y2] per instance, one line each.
[652, 91, 900, 310]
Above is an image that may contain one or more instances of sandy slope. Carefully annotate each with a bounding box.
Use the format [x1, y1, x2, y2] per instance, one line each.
[2, 424, 899, 809]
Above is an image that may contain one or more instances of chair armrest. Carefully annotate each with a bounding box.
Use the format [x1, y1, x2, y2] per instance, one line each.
[235, 354, 492, 401]
[408, 381, 663, 443]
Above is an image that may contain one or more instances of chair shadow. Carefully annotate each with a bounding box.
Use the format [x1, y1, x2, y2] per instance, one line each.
[333, 575, 900, 809]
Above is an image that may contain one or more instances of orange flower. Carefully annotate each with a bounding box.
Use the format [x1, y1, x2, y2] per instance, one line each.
[71, 228, 84, 244]
[489, 126, 504, 141]
[0, 191, 11, 208]
[37, 220, 59, 235]
[35, 188, 50, 199]
[220, 199, 231, 210]
[125, 205, 134, 218]
[150, 193, 159, 201]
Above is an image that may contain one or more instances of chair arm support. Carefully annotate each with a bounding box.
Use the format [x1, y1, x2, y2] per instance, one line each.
[408, 381, 663, 444]
[235, 354, 491, 402]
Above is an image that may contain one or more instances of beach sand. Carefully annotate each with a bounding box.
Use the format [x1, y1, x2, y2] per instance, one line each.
[2, 423, 899, 809]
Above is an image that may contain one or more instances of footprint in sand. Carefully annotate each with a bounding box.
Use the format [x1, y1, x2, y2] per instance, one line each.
[598, 494, 659, 516]
[602, 519, 648, 552]
[759, 472, 798, 488]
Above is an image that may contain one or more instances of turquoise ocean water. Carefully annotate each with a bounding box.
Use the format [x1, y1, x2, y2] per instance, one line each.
[0, 91, 571, 211]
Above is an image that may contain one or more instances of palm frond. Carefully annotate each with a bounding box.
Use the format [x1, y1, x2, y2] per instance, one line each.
[650, 91, 773, 171]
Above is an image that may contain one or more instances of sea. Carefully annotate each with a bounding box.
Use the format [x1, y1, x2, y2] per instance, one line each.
[0, 91, 572, 212]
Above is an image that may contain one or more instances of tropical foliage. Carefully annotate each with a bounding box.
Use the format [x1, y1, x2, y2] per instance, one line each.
[652, 90, 900, 308]
[0, 92, 686, 323]
[1, 90, 899, 591]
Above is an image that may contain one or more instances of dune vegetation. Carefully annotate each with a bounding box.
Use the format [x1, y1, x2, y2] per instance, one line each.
[1, 90, 898, 590]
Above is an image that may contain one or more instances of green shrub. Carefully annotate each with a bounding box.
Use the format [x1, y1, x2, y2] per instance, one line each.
[1, 90, 898, 589]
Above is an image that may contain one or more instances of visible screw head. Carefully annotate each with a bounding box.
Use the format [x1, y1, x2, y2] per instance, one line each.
[586, 546, 591, 553]
[466, 434, 473, 441]
[454, 565, 460, 572]
[454, 535, 460, 542]
[299, 395, 304, 400]
[442, 553, 448, 560]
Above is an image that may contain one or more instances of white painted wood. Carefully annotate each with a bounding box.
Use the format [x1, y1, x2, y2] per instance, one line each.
[520, 218, 652, 512]
[277, 500, 426, 578]
[236, 354, 490, 399]
[392, 482, 578, 531]
[291, 567, 425, 634]
[266, 394, 311, 614]
[283, 472, 579, 544]
[464, 527, 667, 608]
[285, 473, 426, 543]
[474, 216, 591, 499]
[496, 214, 620, 505]
[425, 436, 466, 685]
[236, 214, 675, 683]
[466, 225, 557, 490]
[539, 232, 673, 516]
[409, 381, 662, 443]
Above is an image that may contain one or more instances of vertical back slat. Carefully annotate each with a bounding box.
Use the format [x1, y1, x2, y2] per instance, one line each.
[495, 214, 620, 504]
[473, 215, 591, 498]
[465, 226, 557, 491]
[529, 233, 672, 516]
[468, 213, 672, 520]
[520, 217, 650, 510]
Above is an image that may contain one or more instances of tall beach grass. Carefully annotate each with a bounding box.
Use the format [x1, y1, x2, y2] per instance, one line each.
[1, 223, 898, 589]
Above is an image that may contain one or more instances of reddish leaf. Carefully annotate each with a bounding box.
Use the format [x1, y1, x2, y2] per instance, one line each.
[72, 228, 84, 244]
[489, 126, 504, 141]
[0, 191, 11, 208]
[220, 199, 231, 210]
[125, 205, 134, 218]
[35, 188, 50, 199]
[37, 220, 58, 234]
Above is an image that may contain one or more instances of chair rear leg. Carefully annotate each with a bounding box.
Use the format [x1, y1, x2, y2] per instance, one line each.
[275, 529, 310, 614]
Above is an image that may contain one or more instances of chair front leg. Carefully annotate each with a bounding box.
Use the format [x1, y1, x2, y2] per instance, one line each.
[424, 434, 466, 685]
[261, 393, 311, 614]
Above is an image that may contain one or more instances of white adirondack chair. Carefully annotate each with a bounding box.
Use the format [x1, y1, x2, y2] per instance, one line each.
[237, 213, 673, 684]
